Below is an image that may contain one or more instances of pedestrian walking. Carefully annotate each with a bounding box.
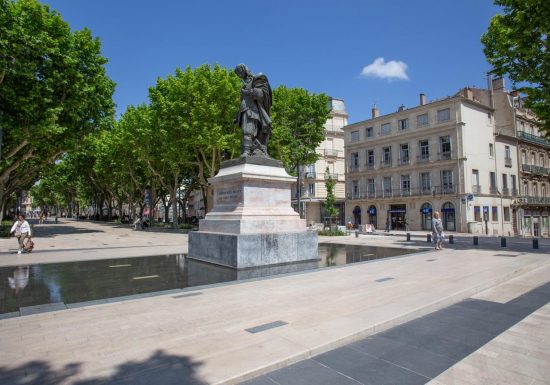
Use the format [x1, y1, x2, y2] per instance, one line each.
[432, 211, 445, 250]
[10, 214, 32, 255]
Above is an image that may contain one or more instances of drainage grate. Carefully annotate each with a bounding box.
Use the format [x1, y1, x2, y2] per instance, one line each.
[172, 292, 203, 299]
[246, 320, 288, 334]
[493, 254, 520, 257]
[425, 259, 437, 262]
[375, 277, 394, 283]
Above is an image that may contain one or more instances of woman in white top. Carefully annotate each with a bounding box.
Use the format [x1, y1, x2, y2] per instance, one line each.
[10, 214, 32, 254]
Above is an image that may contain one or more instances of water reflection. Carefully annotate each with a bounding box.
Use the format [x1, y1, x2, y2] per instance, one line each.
[8, 266, 30, 295]
[0, 245, 419, 315]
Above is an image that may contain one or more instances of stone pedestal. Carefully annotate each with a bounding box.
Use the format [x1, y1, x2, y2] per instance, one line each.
[188, 156, 318, 268]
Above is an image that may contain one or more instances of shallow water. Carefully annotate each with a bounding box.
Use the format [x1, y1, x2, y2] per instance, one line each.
[0, 244, 419, 315]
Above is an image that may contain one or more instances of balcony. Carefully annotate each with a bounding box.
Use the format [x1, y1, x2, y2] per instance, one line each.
[417, 154, 430, 163]
[517, 131, 550, 149]
[521, 164, 550, 176]
[502, 187, 510, 196]
[399, 189, 411, 197]
[348, 165, 360, 173]
[522, 164, 532, 173]
[511, 188, 519, 196]
[489, 186, 498, 195]
[383, 189, 393, 198]
[517, 196, 550, 205]
[504, 157, 513, 167]
[323, 149, 339, 158]
[398, 157, 410, 166]
[366, 162, 375, 170]
[437, 151, 452, 161]
[304, 171, 316, 179]
[347, 192, 367, 200]
[324, 173, 340, 180]
[472, 185, 482, 194]
[380, 160, 392, 168]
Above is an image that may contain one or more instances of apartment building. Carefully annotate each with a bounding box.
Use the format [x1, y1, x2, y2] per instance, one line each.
[475, 78, 550, 237]
[291, 98, 347, 226]
[343, 89, 517, 235]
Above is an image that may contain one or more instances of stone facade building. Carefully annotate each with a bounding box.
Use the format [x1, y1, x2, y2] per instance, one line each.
[291, 98, 347, 226]
[343, 82, 522, 236]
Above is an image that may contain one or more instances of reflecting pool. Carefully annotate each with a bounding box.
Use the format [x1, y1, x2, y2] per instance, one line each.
[0, 244, 420, 315]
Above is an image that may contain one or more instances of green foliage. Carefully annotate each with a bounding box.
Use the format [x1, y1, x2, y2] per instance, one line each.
[270, 86, 330, 172]
[481, 0, 550, 134]
[317, 228, 346, 236]
[0, 0, 115, 219]
[323, 167, 339, 219]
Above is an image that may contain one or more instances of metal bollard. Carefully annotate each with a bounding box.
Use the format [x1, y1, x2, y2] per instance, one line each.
[427, 233, 431, 243]
[501, 237, 507, 248]
[355, 229, 359, 238]
[449, 235, 454, 244]
[533, 238, 539, 249]
[406, 232, 411, 241]
[473, 236, 479, 246]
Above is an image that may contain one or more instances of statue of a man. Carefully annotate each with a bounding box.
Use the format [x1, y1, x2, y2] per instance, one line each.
[234, 64, 272, 157]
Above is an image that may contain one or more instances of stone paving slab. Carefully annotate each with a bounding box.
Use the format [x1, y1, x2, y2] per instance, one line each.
[1, 244, 549, 384]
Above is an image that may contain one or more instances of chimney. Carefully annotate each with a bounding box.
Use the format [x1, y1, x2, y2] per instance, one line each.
[398, 104, 405, 112]
[464, 87, 473, 100]
[419, 93, 426, 106]
[371, 105, 380, 118]
[492, 77, 505, 90]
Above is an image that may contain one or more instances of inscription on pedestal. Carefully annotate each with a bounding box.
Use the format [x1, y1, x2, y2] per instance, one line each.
[215, 186, 243, 205]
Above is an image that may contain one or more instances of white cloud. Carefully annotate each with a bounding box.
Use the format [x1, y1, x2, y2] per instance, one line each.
[360, 57, 409, 81]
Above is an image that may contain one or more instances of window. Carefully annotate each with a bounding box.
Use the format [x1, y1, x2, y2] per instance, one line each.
[533, 182, 538, 197]
[489, 143, 494, 157]
[401, 175, 410, 195]
[511, 175, 517, 192]
[381, 123, 391, 135]
[440, 136, 451, 159]
[308, 183, 315, 196]
[543, 184, 547, 197]
[398, 118, 409, 130]
[351, 130, 360, 142]
[472, 169, 480, 193]
[491, 206, 498, 222]
[505, 145, 511, 159]
[540, 154, 545, 168]
[366, 127, 373, 138]
[399, 143, 410, 164]
[367, 149, 375, 169]
[352, 180, 359, 197]
[383, 177, 392, 196]
[350, 152, 359, 171]
[421, 172, 431, 192]
[474, 206, 481, 222]
[531, 152, 536, 165]
[382, 146, 392, 166]
[437, 108, 451, 122]
[441, 170, 453, 191]
[367, 178, 376, 196]
[521, 150, 527, 164]
[417, 113, 429, 127]
[503, 207, 511, 222]
[524, 181, 529, 196]
[490, 172, 497, 193]
[502, 174, 508, 194]
[419, 139, 430, 161]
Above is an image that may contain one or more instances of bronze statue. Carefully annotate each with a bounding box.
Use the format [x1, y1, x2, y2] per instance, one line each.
[234, 64, 272, 157]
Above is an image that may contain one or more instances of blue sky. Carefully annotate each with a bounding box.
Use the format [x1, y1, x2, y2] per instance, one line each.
[42, 0, 500, 123]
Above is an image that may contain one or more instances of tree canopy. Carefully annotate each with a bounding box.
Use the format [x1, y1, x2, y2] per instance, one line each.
[481, 0, 550, 134]
[0, 0, 115, 219]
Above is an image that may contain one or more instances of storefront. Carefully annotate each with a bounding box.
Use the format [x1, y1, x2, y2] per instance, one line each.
[367, 205, 377, 228]
[388, 204, 407, 230]
[420, 203, 432, 230]
[441, 202, 456, 231]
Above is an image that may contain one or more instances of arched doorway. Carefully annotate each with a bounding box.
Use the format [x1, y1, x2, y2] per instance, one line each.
[353, 206, 361, 228]
[442, 202, 456, 231]
[420, 203, 432, 230]
[367, 205, 377, 229]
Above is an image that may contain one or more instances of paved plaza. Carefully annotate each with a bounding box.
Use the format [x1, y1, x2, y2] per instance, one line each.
[0, 220, 549, 384]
